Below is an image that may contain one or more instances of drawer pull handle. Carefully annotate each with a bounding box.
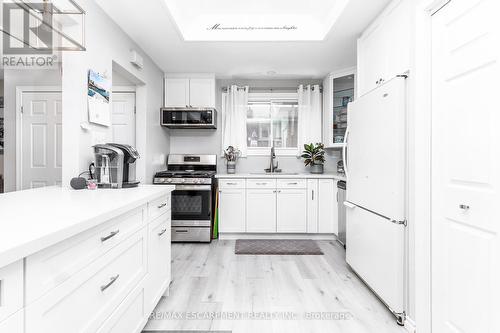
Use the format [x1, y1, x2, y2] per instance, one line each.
[100, 274, 120, 292]
[226, 182, 238, 185]
[100, 230, 120, 242]
[256, 182, 267, 185]
[287, 182, 298, 185]
[175, 230, 189, 233]
[157, 203, 167, 209]
[158, 228, 168, 236]
[459, 204, 470, 210]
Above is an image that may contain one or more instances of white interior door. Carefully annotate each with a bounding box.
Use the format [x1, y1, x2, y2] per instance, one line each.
[432, 0, 500, 332]
[346, 77, 406, 221]
[111, 92, 136, 146]
[20, 91, 62, 190]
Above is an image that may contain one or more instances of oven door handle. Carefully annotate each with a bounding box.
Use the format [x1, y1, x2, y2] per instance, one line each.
[175, 185, 212, 191]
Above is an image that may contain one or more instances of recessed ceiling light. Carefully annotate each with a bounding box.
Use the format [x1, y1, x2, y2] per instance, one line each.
[163, 0, 351, 41]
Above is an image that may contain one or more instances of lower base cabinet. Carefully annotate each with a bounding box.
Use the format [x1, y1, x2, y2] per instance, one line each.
[146, 213, 172, 311]
[97, 283, 147, 333]
[246, 189, 276, 232]
[277, 189, 307, 233]
[219, 189, 246, 232]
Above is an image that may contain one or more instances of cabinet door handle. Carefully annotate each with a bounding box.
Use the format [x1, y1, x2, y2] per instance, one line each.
[157, 203, 167, 209]
[312, 190, 314, 200]
[100, 230, 120, 242]
[100, 274, 119, 292]
[158, 228, 167, 237]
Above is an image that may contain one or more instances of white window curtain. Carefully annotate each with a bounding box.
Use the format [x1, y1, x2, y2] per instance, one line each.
[222, 85, 249, 157]
[297, 84, 322, 154]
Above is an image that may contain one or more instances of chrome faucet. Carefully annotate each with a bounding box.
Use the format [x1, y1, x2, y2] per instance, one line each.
[265, 146, 280, 173]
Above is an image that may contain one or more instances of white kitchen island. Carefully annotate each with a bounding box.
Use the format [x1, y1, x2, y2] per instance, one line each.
[0, 185, 174, 333]
[216, 173, 345, 238]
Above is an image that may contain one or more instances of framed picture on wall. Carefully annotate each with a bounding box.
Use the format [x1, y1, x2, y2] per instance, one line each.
[87, 69, 111, 126]
[0, 116, 4, 150]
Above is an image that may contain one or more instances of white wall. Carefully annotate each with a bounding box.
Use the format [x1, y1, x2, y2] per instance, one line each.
[62, 0, 169, 186]
[168, 78, 341, 173]
[2, 69, 62, 192]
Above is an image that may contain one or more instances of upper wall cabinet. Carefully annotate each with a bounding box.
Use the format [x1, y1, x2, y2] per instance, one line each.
[164, 75, 215, 108]
[357, 0, 411, 96]
[323, 67, 356, 148]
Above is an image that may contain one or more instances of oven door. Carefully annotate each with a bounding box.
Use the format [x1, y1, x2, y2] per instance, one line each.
[171, 185, 212, 227]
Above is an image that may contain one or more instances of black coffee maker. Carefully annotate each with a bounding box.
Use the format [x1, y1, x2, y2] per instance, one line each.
[106, 143, 140, 188]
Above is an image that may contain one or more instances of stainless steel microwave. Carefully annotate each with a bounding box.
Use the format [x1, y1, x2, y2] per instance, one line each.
[160, 107, 217, 129]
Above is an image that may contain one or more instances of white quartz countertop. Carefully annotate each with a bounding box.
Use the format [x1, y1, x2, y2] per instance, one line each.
[216, 172, 347, 181]
[0, 185, 174, 268]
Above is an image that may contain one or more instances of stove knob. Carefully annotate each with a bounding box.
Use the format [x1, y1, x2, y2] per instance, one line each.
[166, 179, 172, 183]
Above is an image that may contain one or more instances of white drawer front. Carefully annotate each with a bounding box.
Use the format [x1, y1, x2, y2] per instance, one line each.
[0, 261, 23, 322]
[218, 178, 245, 189]
[148, 194, 171, 221]
[246, 179, 276, 189]
[25, 206, 145, 304]
[25, 228, 147, 333]
[276, 179, 307, 189]
[97, 284, 146, 333]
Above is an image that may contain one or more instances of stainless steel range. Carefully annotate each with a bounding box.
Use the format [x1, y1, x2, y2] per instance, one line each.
[153, 154, 217, 243]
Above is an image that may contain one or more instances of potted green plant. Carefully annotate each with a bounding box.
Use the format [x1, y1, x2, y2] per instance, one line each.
[301, 143, 325, 174]
[223, 146, 241, 174]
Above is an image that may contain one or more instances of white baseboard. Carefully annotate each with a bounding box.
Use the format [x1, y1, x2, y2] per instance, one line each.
[405, 316, 416, 333]
[219, 233, 338, 240]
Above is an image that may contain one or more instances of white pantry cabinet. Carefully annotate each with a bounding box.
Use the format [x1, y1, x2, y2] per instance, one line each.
[277, 189, 307, 233]
[218, 188, 246, 232]
[165, 75, 215, 108]
[357, 0, 411, 96]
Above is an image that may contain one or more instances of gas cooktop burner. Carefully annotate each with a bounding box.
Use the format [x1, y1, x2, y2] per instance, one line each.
[154, 170, 216, 178]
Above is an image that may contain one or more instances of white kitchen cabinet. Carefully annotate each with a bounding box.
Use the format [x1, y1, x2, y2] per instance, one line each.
[277, 189, 307, 233]
[146, 213, 171, 311]
[357, 0, 411, 96]
[165, 78, 189, 107]
[219, 188, 246, 232]
[246, 189, 276, 233]
[323, 68, 356, 148]
[164, 75, 215, 108]
[0, 260, 23, 323]
[307, 180, 319, 233]
[318, 179, 338, 234]
[0, 310, 23, 333]
[189, 78, 215, 107]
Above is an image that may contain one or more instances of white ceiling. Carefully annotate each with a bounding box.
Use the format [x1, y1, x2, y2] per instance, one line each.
[96, 0, 391, 78]
[162, 0, 350, 41]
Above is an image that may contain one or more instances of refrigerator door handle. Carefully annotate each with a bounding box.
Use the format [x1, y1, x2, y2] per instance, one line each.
[343, 126, 350, 178]
[343, 201, 356, 209]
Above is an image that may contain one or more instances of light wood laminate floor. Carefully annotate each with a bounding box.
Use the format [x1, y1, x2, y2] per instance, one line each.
[143, 240, 406, 333]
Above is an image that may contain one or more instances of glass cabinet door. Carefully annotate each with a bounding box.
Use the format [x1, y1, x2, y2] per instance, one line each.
[332, 75, 355, 145]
